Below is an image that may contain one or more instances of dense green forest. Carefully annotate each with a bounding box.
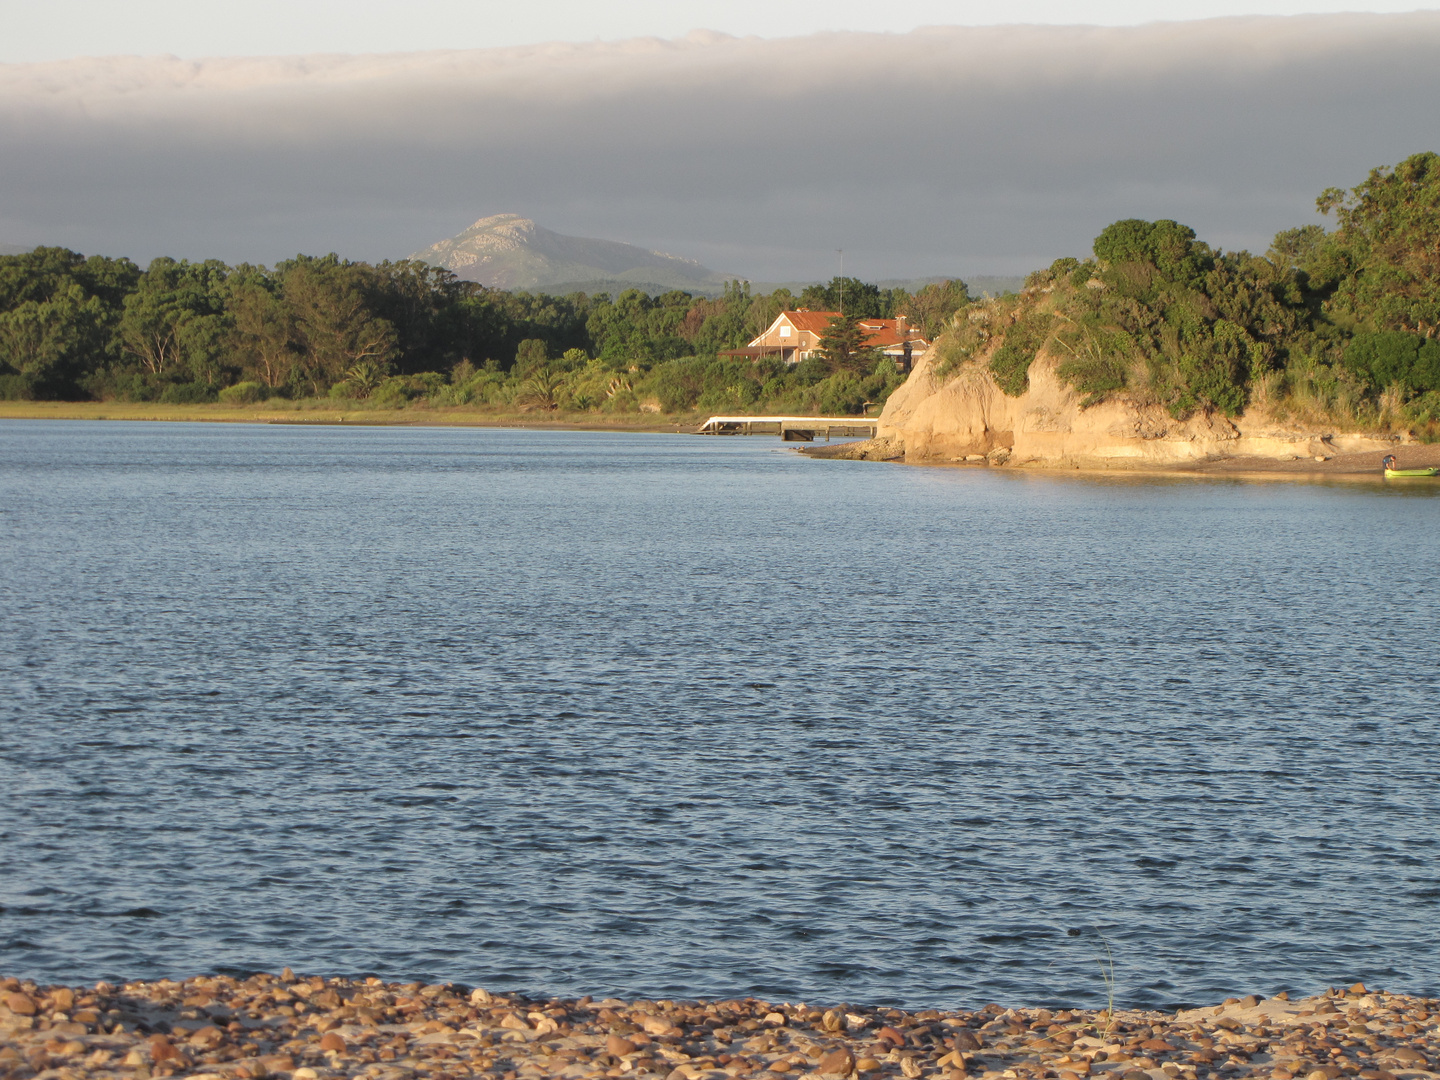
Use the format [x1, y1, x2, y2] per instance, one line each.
[4, 153, 1437, 429]
[942, 152, 1440, 435]
[0, 245, 966, 415]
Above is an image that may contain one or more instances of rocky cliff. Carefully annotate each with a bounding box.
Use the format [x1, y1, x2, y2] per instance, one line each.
[875, 347, 1398, 469]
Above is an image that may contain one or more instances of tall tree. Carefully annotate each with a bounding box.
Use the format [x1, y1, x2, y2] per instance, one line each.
[900, 280, 970, 340]
[228, 281, 299, 388]
[818, 313, 876, 373]
[278, 256, 398, 394]
[0, 286, 109, 397]
[1318, 151, 1440, 337]
[117, 258, 231, 381]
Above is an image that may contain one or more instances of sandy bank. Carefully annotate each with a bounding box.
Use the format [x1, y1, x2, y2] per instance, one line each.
[3, 974, 1437, 1080]
[835, 347, 1439, 477]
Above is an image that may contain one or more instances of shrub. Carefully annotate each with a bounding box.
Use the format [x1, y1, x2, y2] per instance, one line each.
[1344, 332, 1440, 394]
[159, 381, 217, 404]
[0, 373, 35, 400]
[640, 357, 708, 413]
[989, 311, 1053, 396]
[218, 381, 268, 404]
[817, 374, 866, 415]
[371, 378, 411, 408]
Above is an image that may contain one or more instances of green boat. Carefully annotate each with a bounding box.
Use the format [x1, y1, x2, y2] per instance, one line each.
[1383, 456, 1439, 478]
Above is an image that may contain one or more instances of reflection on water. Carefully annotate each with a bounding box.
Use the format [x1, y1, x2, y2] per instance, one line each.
[1, 420, 1438, 1010]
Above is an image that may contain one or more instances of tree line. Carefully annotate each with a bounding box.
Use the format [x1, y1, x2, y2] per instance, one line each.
[0, 248, 969, 415]
[942, 151, 1440, 433]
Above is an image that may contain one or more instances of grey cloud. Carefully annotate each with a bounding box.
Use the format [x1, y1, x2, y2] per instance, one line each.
[1, 15, 1438, 280]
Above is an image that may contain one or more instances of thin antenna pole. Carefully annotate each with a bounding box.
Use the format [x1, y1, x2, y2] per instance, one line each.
[836, 248, 844, 315]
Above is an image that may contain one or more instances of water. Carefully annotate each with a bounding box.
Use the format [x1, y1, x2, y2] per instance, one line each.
[2, 419, 1439, 1012]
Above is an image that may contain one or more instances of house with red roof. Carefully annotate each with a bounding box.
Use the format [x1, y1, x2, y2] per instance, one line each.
[719, 310, 929, 370]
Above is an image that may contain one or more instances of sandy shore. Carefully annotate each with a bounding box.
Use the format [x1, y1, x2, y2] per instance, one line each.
[2, 975, 1436, 1080]
[0, 402, 693, 433]
[801, 439, 1440, 479]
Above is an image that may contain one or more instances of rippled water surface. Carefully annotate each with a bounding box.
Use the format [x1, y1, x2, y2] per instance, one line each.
[3, 419, 1440, 1010]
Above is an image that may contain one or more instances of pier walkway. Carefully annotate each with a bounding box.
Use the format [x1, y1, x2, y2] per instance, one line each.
[695, 415, 878, 441]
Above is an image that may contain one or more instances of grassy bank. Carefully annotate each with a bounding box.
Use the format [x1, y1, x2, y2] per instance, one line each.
[0, 400, 701, 432]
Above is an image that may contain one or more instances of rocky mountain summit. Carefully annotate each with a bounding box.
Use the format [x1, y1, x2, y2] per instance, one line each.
[409, 215, 731, 295]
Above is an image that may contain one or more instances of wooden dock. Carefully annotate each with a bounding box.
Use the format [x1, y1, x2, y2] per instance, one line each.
[695, 415, 879, 441]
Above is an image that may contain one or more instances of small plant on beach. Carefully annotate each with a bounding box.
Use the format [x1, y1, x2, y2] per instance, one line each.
[1094, 935, 1118, 1040]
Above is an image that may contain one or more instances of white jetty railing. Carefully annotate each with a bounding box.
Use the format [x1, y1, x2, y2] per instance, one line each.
[695, 416, 879, 441]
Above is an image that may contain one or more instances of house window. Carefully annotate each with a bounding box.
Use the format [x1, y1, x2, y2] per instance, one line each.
[779, 324, 791, 338]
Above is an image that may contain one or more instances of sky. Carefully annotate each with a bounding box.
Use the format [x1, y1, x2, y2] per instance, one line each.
[2, 2, 1440, 281]
[1, 0, 1437, 60]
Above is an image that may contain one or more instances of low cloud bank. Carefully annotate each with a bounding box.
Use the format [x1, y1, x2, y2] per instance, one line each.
[2, 15, 1438, 279]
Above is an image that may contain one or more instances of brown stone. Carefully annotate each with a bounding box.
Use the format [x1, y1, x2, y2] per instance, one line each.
[1141, 1039, 1175, 1052]
[1348, 984, 1367, 996]
[951, 1030, 982, 1052]
[319, 1032, 347, 1052]
[608, 1035, 639, 1056]
[2, 991, 37, 1015]
[50, 987, 75, 1011]
[856, 1058, 882, 1073]
[878, 1026, 906, 1048]
[819, 1048, 856, 1076]
[769, 1061, 792, 1073]
[149, 1036, 182, 1063]
[189, 1025, 226, 1048]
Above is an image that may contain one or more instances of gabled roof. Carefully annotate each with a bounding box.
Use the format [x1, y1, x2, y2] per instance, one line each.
[748, 310, 929, 350]
[859, 322, 930, 350]
[780, 310, 841, 334]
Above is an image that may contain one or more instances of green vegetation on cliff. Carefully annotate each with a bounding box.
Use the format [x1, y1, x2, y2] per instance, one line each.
[933, 152, 1440, 436]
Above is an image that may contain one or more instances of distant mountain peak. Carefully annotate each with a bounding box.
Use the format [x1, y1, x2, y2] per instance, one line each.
[409, 215, 731, 294]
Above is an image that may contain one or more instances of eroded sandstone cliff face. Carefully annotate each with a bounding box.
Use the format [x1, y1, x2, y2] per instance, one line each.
[876, 348, 1396, 468]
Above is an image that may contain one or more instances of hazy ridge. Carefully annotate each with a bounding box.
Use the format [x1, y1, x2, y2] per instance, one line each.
[409, 213, 734, 294]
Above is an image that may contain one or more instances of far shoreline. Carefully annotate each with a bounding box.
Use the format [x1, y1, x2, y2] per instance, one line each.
[5, 402, 1439, 482]
[0, 400, 697, 434]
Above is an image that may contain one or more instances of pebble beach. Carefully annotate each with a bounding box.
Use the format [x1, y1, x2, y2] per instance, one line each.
[3, 976, 1437, 1080]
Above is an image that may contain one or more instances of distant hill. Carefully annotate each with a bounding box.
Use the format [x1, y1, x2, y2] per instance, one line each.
[749, 275, 1027, 299]
[409, 214, 733, 295]
[964, 275, 1027, 297]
